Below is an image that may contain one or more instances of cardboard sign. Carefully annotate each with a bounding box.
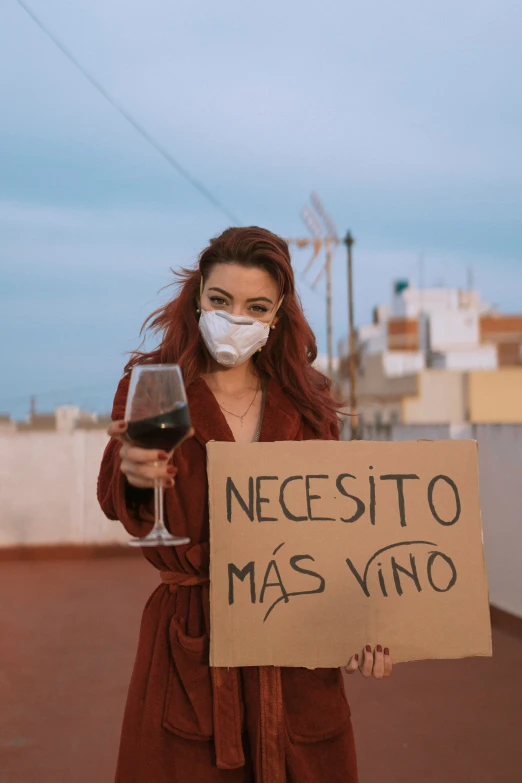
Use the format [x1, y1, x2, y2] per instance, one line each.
[207, 440, 492, 668]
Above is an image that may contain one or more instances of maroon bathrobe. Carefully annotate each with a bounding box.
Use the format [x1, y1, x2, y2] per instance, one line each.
[97, 374, 359, 783]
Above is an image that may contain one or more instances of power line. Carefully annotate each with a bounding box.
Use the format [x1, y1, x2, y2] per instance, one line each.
[13, 0, 242, 225]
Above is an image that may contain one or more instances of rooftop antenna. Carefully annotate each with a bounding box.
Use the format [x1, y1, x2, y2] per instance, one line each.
[300, 206, 323, 277]
[308, 192, 340, 377]
[285, 194, 340, 378]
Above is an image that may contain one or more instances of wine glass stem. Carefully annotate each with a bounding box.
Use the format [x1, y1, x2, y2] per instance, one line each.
[153, 479, 168, 536]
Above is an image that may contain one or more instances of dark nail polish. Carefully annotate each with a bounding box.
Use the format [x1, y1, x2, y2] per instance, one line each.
[158, 451, 169, 460]
[166, 479, 175, 488]
[384, 647, 390, 656]
[376, 645, 383, 653]
[167, 466, 176, 475]
[365, 645, 371, 653]
[354, 654, 359, 662]
[117, 421, 127, 429]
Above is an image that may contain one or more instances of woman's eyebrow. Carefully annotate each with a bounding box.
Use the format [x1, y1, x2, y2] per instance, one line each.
[246, 296, 274, 304]
[208, 287, 274, 305]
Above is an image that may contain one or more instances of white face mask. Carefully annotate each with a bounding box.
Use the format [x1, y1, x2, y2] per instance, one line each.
[199, 310, 271, 367]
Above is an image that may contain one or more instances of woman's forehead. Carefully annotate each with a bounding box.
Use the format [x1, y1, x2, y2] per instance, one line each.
[205, 263, 278, 297]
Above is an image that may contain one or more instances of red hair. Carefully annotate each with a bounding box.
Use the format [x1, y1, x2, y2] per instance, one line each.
[126, 226, 340, 434]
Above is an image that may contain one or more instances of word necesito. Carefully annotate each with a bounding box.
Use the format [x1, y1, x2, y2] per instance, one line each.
[226, 471, 461, 527]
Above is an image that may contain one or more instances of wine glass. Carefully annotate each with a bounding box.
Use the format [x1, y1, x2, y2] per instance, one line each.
[124, 364, 191, 547]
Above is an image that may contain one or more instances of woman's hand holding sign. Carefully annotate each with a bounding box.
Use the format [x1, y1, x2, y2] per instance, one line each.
[345, 646, 393, 679]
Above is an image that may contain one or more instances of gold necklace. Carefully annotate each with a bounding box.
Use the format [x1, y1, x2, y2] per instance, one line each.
[218, 383, 260, 427]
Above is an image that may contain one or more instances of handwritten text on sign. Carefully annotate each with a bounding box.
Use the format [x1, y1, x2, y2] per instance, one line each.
[208, 440, 492, 668]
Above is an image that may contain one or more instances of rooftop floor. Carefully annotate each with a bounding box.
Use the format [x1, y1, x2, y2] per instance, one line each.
[1, 555, 521, 782]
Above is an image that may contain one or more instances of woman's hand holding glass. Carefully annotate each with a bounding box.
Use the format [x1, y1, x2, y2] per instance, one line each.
[107, 419, 193, 489]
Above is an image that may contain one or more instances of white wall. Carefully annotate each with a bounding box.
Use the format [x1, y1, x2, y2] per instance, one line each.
[391, 423, 451, 441]
[430, 346, 497, 371]
[474, 424, 522, 619]
[358, 323, 387, 356]
[0, 431, 128, 546]
[429, 309, 479, 351]
[393, 286, 460, 318]
[383, 350, 425, 378]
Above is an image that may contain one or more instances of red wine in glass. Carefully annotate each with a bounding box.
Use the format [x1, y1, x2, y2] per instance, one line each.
[127, 402, 191, 452]
[124, 364, 191, 547]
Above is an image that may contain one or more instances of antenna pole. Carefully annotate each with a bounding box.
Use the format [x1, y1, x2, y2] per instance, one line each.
[344, 231, 358, 439]
[325, 237, 333, 377]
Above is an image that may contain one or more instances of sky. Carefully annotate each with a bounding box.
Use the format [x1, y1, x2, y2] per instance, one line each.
[1, 0, 521, 418]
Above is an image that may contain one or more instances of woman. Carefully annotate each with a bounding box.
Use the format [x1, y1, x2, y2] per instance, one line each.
[98, 226, 392, 783]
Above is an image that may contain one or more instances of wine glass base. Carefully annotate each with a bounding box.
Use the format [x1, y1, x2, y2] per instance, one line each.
[128, 534, 190, 548]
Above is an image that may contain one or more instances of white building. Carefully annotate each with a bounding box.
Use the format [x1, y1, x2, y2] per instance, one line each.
[356, 280, 499, 376]
[338, 280, 522, 428]
[16, 406, 107, 433]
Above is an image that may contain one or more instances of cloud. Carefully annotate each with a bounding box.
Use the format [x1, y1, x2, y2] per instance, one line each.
[0, 200, 221, 275]
[0, 0, 521, 414]
[3, 0, 521, 191]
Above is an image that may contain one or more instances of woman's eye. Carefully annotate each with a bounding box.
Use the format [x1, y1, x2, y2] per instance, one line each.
[250, 305, 269, 314]
[209, 296, 228, 306]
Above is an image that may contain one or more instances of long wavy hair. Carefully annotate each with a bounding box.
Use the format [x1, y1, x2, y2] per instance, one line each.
[126, 226, 340, 434]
